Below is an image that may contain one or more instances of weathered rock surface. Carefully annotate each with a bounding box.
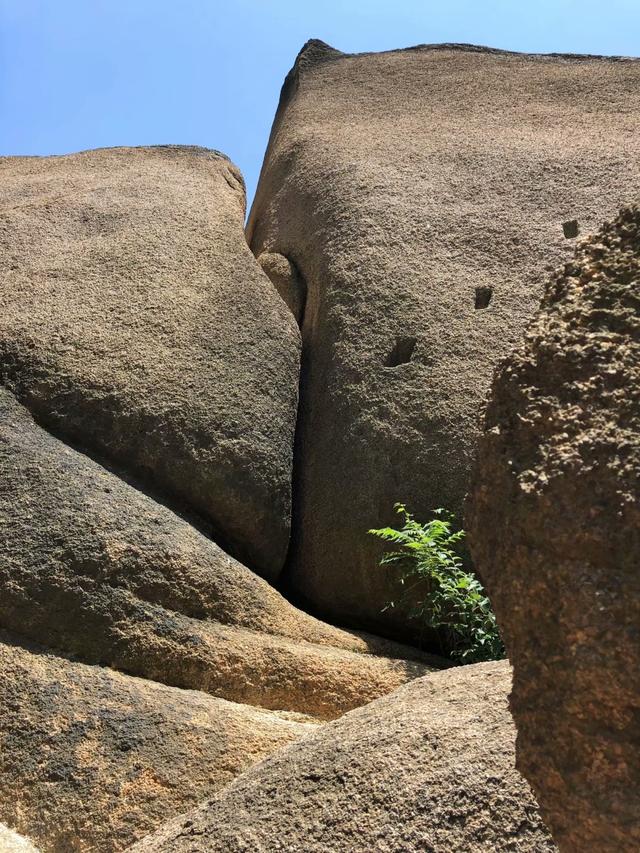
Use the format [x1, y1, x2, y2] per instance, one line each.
[467, 207, 640, 851]
[248, 41, 640, 634]
[0, 388, 439, 720]
[0, 634, 316, 853]
[0, 145, 300, 580]
[0, 142, 446, 852]
[131, 660, 555, 852]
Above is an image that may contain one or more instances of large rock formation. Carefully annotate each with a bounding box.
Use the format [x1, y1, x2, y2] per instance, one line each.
[0, 388, 438, 720]
[0, 141, 445, 852]
[131, 660, 555, 852]
[0, 633, 315, 852]
[467, 207, 640, 851]
[248, 41, 640, 634]
[0, 145, 300, 580]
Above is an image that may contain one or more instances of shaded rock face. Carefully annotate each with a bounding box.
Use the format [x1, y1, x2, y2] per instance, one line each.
[466, 207, 640, 851]
[247, 41, 640, 635]
[131, 660, 556, 853]
[0, 634, 315, 853]
[0, 145, 300, 580]
[0, 388, 439, 721]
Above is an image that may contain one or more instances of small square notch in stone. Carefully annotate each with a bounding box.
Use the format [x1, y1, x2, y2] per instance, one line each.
[475, 286, 493, 310]
[563, 219, 579, 239]
[386, 336, 417, 367]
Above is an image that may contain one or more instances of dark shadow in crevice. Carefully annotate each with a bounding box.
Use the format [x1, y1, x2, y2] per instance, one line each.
[475, 286, 493, 310]
[386, 336, 417, 367]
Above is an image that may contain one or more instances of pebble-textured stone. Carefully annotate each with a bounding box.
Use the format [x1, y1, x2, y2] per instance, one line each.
[248, 41, 640, 636]
[0, 634, 316, 853]
[0, 145, 300, 580]
[0, 388, 440, 721]
[131, 661, 555, 853]
[467, 206, 640, 851]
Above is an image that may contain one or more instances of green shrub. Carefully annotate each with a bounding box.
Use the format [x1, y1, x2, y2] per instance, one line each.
[369, 505, 505, 664]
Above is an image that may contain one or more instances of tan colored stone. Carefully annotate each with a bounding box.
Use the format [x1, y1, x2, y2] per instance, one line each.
[467, 206, 640, 852]
[257, 252, 306, 325]
[0, 145, 300, 580]
[131, 660, 555, 852]
[248, 41, 640, 637]
[0, 388, 440, 721]
[0, 635, 316, 852]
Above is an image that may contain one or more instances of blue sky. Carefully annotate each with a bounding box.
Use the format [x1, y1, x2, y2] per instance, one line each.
[2, 1, 639, 206]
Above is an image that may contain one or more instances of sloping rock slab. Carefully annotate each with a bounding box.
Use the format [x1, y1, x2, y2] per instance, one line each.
[248, 41, 640, 633]
[0, 389, 439, 720]
[0, 634, 316, 853]
[0, 145, 300, 579]
[467, 206, 640, 851]
[131, 660, 555, 853]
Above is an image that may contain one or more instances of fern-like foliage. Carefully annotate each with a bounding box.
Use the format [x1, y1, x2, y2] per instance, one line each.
[370, 505, 505, 664]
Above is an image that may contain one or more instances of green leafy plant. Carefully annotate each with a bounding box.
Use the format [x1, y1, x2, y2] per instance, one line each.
[369, 505, 505, 664]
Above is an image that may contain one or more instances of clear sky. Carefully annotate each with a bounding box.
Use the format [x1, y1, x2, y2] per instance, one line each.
[2, 1, 639, 207]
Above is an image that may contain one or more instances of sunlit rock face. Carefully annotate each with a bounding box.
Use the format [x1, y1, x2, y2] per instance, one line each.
[0, 144, 442, 852]
[247, 40, 640, 638]
[0, 633, 314, 852]
[0, 145, 301, 580]
[130, 661, 556, 853]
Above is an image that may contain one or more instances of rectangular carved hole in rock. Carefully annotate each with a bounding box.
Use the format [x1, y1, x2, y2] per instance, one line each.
[475, 286, 493, 310]
[386, 336, 417, 367]
[563, 219, 579, 239]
